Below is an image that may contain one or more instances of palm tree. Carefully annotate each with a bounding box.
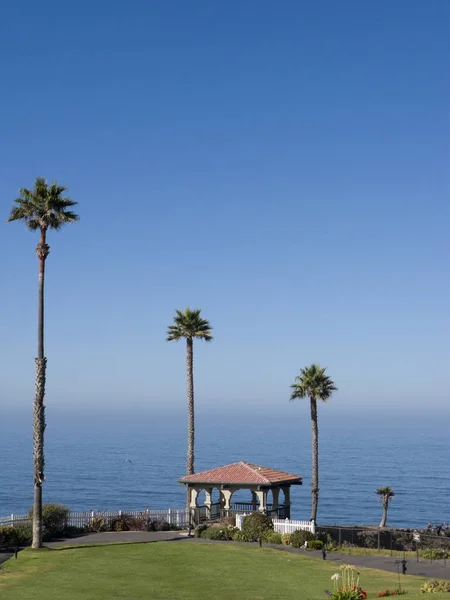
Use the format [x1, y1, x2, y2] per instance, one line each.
[376, 486, 395, 528]
[290, 364, 337, 522]
[166, 308, 213, 476]
[8, 177, 78, 548]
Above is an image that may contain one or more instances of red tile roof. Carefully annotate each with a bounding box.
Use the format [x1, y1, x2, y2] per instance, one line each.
[179, 462, 302, 485]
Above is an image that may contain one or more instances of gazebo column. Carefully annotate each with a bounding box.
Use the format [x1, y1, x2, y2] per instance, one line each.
[189, 487, 200, 509]
[251, 491, 258, 512]
[272, 488, 280, 515]
[204, 487, 213, 519]
[281, 485, 291, 519]
[255, 489, 268, 513]
[220, 489, 233, 516]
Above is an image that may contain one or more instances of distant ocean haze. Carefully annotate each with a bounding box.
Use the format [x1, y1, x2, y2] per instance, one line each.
[0, 409, 448, 528]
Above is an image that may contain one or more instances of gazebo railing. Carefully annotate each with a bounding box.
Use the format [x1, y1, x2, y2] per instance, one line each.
[218, 504, 287, 519]
[193, 503, 288, 523]
[231, 502, 256, 512]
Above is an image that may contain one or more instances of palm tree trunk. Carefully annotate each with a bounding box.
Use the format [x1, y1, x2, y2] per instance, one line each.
[380, 500, 388, 528]
[32, 231, 49, 549]
[310, 396, 319, 522]
[186, 337, 195, 476]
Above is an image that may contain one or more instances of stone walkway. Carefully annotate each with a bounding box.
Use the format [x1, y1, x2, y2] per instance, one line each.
[2, 532, 449, 581]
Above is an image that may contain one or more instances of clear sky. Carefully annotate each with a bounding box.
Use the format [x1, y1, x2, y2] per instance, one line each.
[1, 0, 449, 415]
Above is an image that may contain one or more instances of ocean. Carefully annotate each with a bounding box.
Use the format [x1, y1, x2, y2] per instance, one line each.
[1, 407, 448, 529]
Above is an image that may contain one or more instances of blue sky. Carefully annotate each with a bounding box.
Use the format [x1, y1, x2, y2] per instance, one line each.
[1, 0, 449, 414]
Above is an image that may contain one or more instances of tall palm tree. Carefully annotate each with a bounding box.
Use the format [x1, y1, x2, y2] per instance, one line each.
[166, 308, 213, 476]
[290, 363, 337, 522]
[376, 486, 395, 528]
[8, 177, 78, 548]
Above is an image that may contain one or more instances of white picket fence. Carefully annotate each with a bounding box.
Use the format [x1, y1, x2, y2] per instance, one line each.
[0, 514, 29, 527]
[0, 508, 190, 529]
[273, 518, 315, 535]
[235, 513, 315, 535]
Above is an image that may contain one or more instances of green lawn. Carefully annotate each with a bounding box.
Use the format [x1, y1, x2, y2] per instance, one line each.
[0, 542, 447, 599]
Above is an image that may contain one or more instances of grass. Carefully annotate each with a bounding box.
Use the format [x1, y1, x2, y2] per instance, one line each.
[0, 541, 448, 599]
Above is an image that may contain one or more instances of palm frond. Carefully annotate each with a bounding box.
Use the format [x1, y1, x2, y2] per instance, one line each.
[7, 177, 79, 231]
[166, 307, 213, 342]
[376, 486, 395, 499]
[290, 363, 337, 402]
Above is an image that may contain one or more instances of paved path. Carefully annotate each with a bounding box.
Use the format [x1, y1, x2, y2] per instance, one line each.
[44, 530, 184, 547]
[3, 532, 449, 580]
[0, 552, 13, 565]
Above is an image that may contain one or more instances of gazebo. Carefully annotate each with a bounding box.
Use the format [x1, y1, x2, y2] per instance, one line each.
[179, 461, 302, 520]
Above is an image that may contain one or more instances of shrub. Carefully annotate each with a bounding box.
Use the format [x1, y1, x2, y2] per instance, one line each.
[194, 524, 208, 538]
[29, 504, 70, 537]
[421, 548, 449, 560]
[63, 525, 84, 538]
[217, 516, 236, 528]
[0, 526, 16, 546]
[262, 530, 283, 545]
[290, 529, 315, 549]
[242, 512, 273, 542]
[420, 579, 450, 593]
[0, 524, 33, 547]
[326, 541, 340, 551]
[307, 539, 324, 550]
[148, 518, 180, 531]
[232, 529, 254, 542]
[232, 530, 246, 542]
[85, 513, 110, 533]
[110, 514, 147, 532]
[357, 530, 379, 549]
[200, 525, 237, 541]
[282, 533, 292, 546]
[377, 591, 406, 597]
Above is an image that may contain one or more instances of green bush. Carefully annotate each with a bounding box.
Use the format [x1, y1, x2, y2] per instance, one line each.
[307, 539, 324, 550]
[281, 533, 292, 546]
[290, 529, 315, 549]
[262, 530, 283, 545]
[200, 525, 237, 541]
[421, 548, 449, 560]
[0, 526, 16, 546]
[232, 530, 245, 542]
[14, 523, 33, 545]
[242, 512, 273, 542]
[232, 529, 255, 542]
[420, 579, 450, 593]
[29, 504, 70, 537]
[194, 524, 208, 538]
[0, 524, 33, 547]
[62, 525, 84, 538]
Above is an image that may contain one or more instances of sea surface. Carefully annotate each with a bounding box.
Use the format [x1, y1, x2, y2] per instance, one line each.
[1, 408, 448, 528]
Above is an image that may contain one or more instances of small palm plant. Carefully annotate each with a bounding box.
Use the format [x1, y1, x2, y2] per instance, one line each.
[290, 364, 337, 522]
[376, 486, 395, 528]
[8, 177, 78, 548]
[166, 308, 213, 475]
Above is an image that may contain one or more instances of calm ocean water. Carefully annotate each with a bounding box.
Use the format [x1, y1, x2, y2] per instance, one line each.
[0, 408, 448, 528]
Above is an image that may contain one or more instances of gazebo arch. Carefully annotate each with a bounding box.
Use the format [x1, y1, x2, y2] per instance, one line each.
[179, 461, 302, 521]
